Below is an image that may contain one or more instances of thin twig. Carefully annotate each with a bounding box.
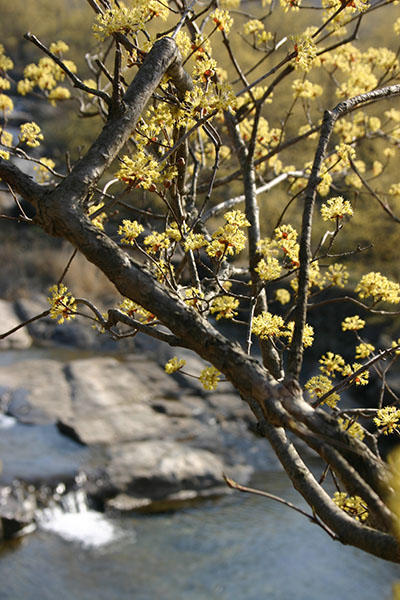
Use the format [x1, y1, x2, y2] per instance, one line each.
[223, 475, 339, 539]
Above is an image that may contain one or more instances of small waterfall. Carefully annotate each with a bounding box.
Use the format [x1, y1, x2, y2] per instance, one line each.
[35, 476, 120, 549]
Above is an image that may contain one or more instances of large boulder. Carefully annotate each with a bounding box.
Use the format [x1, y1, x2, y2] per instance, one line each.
[0, 352, 281, 512]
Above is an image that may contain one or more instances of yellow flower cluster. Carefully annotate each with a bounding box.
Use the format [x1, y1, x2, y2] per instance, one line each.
[342, 363, 369, 386]
[0, 43, 13, 72]
[251, 311, 314, 348]
[19, 122, 44, 148]
[118, 219, 144, 245]
[210, 8, 233, 34]
[280, 0, 301, 12]
[342, 315, 365, 331]
[206, 210, 250, 260]
[335, 143, 356, 166]
[88, 202, 107, 231]
[333, 492, 368, 522]
[199, 365, 221, 391]
[251, 311, 284, 339]
[355, 272, 400, 304]
[119, 298, 155, 323]
[33, 158, 56, 183]
[374, 406, 400, 435]
[292, 79, 322, 100]
[255, 257, 282, 281]
[319, 352, 345, 376]
[181, 287, 206, 311]
[0, 94, 13, 114]
[165, 357, 186, 374]
[325, 263, 349, 288]
[93, 2, 168, 40]
[144, 231, 171, 255]
[291, 34, 317, 73]
[210, 296, 239, 320]
[275, 289, 291, 305]
[116, 152, 176, 190]
[243, 19, 274, 47]
[305, 375, 339, 408]
[320, 197, 353, 221]
[47, 284, 77, 324]
[183, 232, 208, 253]
[18, 48, 75, 105]
[337, 417, 365, 441]
[355, 342, 374, 359]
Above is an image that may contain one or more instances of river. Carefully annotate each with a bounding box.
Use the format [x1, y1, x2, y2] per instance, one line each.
[1, 470, 400, 599]
[1, 349, 400, 598]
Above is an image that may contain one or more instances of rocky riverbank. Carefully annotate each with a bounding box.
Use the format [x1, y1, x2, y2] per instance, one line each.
[0, 297, 280, 538]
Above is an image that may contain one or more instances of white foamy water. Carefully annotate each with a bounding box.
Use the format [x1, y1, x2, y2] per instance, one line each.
[38, 510, 120, 548]
[36, 490, 127, 549]
[0, 414, 17, 428]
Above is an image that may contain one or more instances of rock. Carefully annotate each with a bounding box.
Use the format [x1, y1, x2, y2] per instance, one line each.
[0, 351, 281, 510]
[0, 299, 32, 349]
[0, 359, 72, 422]
[105, 440, 225, 499]
[0, 483, 37, 539]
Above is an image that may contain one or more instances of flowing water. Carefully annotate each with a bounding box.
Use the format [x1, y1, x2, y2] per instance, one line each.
[1, 471, 400, 600]
[1, 349, 400, 598]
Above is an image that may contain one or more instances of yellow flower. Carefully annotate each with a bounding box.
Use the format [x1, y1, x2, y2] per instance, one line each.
[210, 296, 239, 320]
[292, 79, 322, 100]
[183, 232, 207, 253]
[251, 311, 285, 339]
[165, 222, 182, 242]
[144, 231, 170, 255]
[337, 417, 365, 441]
[0, 94, 13, 114]
[342, 363, 369, 386]
[0, 129, 12, 147]
[305, 375, 339, 408]
[19, 122, 44, 147]
[320, 196, 353, 221]
[199, 366, 221, 390]
[275, 289, 291, 305]
[0, 77, 10, 91]
[118, 219, 144, 245]
[335, 143, 356, 166]
[182, 287, 206, 311]
[47, 284, 77, 324]
[291, 34, 317, 73]
[49, 40, 70, 55]
[119, 298, 155, 323]
[342, 315, 365, 331]
[333, 492, 368, 522]
[210, 8, 233, 34]
[48, 86, 71, 106]
[33, 158, 56, 183]
[355, 342, 375, 359]
[255, 257, 282, 281]
[319, 352, 345, 376]
[243, 19, 264, 35]
[325, 263, 349, 288]
[283, 321, 314, 348]
[88, 202, 107, 230]
[165, 357, 186, 374]
[355, 272, 400, 304]
[374, 406, 400, 435]
[0, 149, 9, 160]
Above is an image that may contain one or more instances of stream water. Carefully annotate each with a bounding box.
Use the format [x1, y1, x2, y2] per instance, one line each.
[1, 349, 400, 598]
[0, 471, 400, 600]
